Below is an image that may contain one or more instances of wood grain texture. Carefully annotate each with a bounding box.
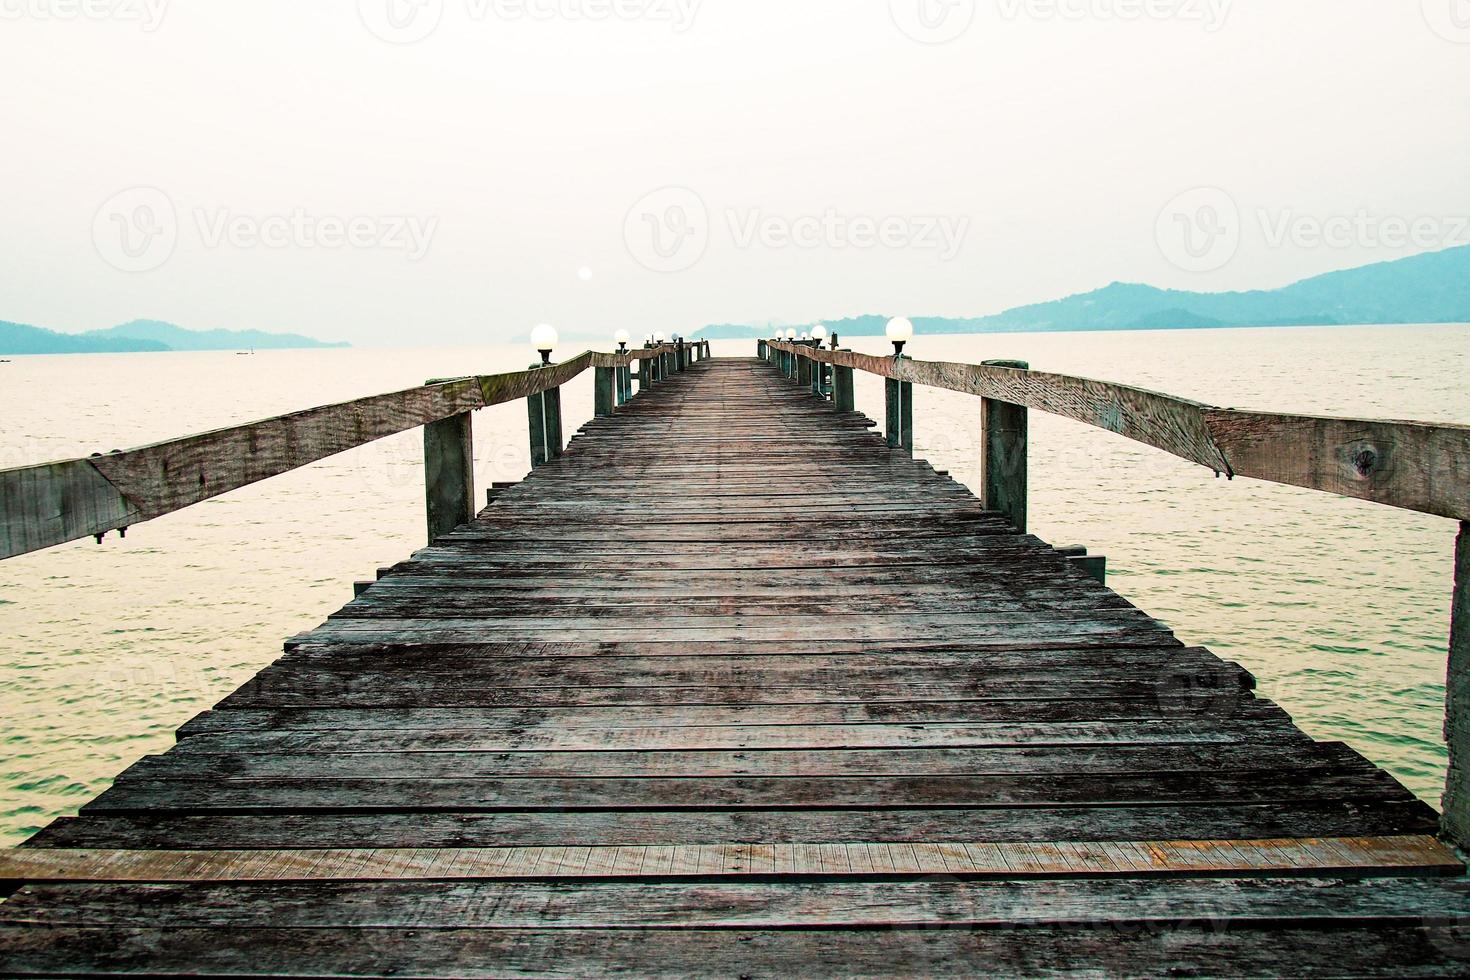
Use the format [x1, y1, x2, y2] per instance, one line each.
[3, 357, 1463, 976]
[0, 836, 1457, 885]
[0, 345, 682, 559]
[770, 341, 1470, 519]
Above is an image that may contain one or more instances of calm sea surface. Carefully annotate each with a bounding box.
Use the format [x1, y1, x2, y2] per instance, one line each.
[0, 324, 1466, 844]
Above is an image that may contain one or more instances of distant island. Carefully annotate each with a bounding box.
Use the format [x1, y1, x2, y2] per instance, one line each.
[701, 244, 1470, 339]
[0, 318, 349, 355]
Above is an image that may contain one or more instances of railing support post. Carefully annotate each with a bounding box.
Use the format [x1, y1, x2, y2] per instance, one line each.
[423, 411, 473, 542]
[796, 350, 812, 389]
[885, 364, 913, 456]
[639, 349, 652, 390]
[594, 365, 615, 417]
[833, 352, 855, 412]
[1445, 522, 1470, 847]
[618, 364, 631, 404]
[982, 358, 1029, 533]
[527, 375, 563, 468]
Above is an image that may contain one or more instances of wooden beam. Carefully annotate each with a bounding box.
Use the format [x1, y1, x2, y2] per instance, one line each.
[982, 359, 1029, 533]
[0, 345, 682, 560]
[0, 836, 1457, 885]
[1445, 522, 1470, 847]
[1204, 411, 1470, 522]
[594, 366, 616, 417]
[423, 412, 474, 542]
[768, 341, 1470, 522]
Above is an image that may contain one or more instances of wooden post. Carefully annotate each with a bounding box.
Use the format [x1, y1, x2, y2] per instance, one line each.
[527, 376, 563, 468]
[619, 364, 631, 404]
[833, 351, 855, 412]
[423, 412, 473, 541]
[885, 370, 914, 456]
[796, 351, 812, 389]
[1445, 522, 1470, 847]
[981, 358, 1029, 533]
[594, 366, 615, 417]
[638, 351, 651, 391]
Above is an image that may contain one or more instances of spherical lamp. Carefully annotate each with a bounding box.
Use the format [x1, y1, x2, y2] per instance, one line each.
[531, 323, 559, 365]
[885, 317, 914, 356]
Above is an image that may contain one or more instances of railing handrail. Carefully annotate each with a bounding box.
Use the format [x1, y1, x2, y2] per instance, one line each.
[0, 343, 691, 560]
[769, 340, 1470, 523]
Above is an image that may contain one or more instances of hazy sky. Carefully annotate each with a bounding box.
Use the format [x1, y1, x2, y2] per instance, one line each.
[3, 0, 1468, 344]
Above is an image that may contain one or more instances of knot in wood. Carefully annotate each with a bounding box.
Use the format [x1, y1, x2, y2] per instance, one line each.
[1352, 447, 1378, 477]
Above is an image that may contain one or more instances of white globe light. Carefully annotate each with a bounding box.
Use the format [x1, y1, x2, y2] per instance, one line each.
[653, 331, 666, 344]
[531, 323, 559, 352]
[811, 325, 827, 341]
[885, 317, 915, 343]
[614, 329, 630, 345]
[784, 328, 797, 340]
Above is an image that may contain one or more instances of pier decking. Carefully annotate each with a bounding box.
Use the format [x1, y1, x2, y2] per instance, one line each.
[3, 356, 1470, 976]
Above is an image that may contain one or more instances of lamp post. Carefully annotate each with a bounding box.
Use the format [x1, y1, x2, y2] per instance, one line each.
[883, 317, 914, 455]
[531, 323, 558, 365]
[885, 316, 914, 357]
[527, 324, 563, 466]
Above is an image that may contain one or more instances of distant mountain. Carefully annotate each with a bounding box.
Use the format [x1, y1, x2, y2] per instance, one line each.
[710, 244, 1470, 338]
[0, 318, 348, 355]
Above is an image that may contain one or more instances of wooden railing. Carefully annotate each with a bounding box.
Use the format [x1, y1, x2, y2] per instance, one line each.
[0, 340, 708, 561]
[763, 337, 1470, 847]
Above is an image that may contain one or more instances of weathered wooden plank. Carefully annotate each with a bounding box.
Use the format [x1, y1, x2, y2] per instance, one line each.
[7, 876, 1470, 930]
[0, 836, 1455, 886]
[26, 800, 1442, 850]
[0, 344, 685, 559]
[1445, 521, 1470, 846]
[1206, 410, 1470, 522]
[772, 342, 1470, 520]
[118, 741, 1360, 782]
[6, 922, 1469, 978]
[82, 767, 1410, 814]
[0, 458, 141, 560]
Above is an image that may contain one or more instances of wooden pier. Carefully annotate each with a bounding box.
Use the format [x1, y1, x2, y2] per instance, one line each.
[3, 343, 1470, 976]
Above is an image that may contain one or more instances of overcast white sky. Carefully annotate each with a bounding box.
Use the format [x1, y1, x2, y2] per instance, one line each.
[2, 0, 1468, 344]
